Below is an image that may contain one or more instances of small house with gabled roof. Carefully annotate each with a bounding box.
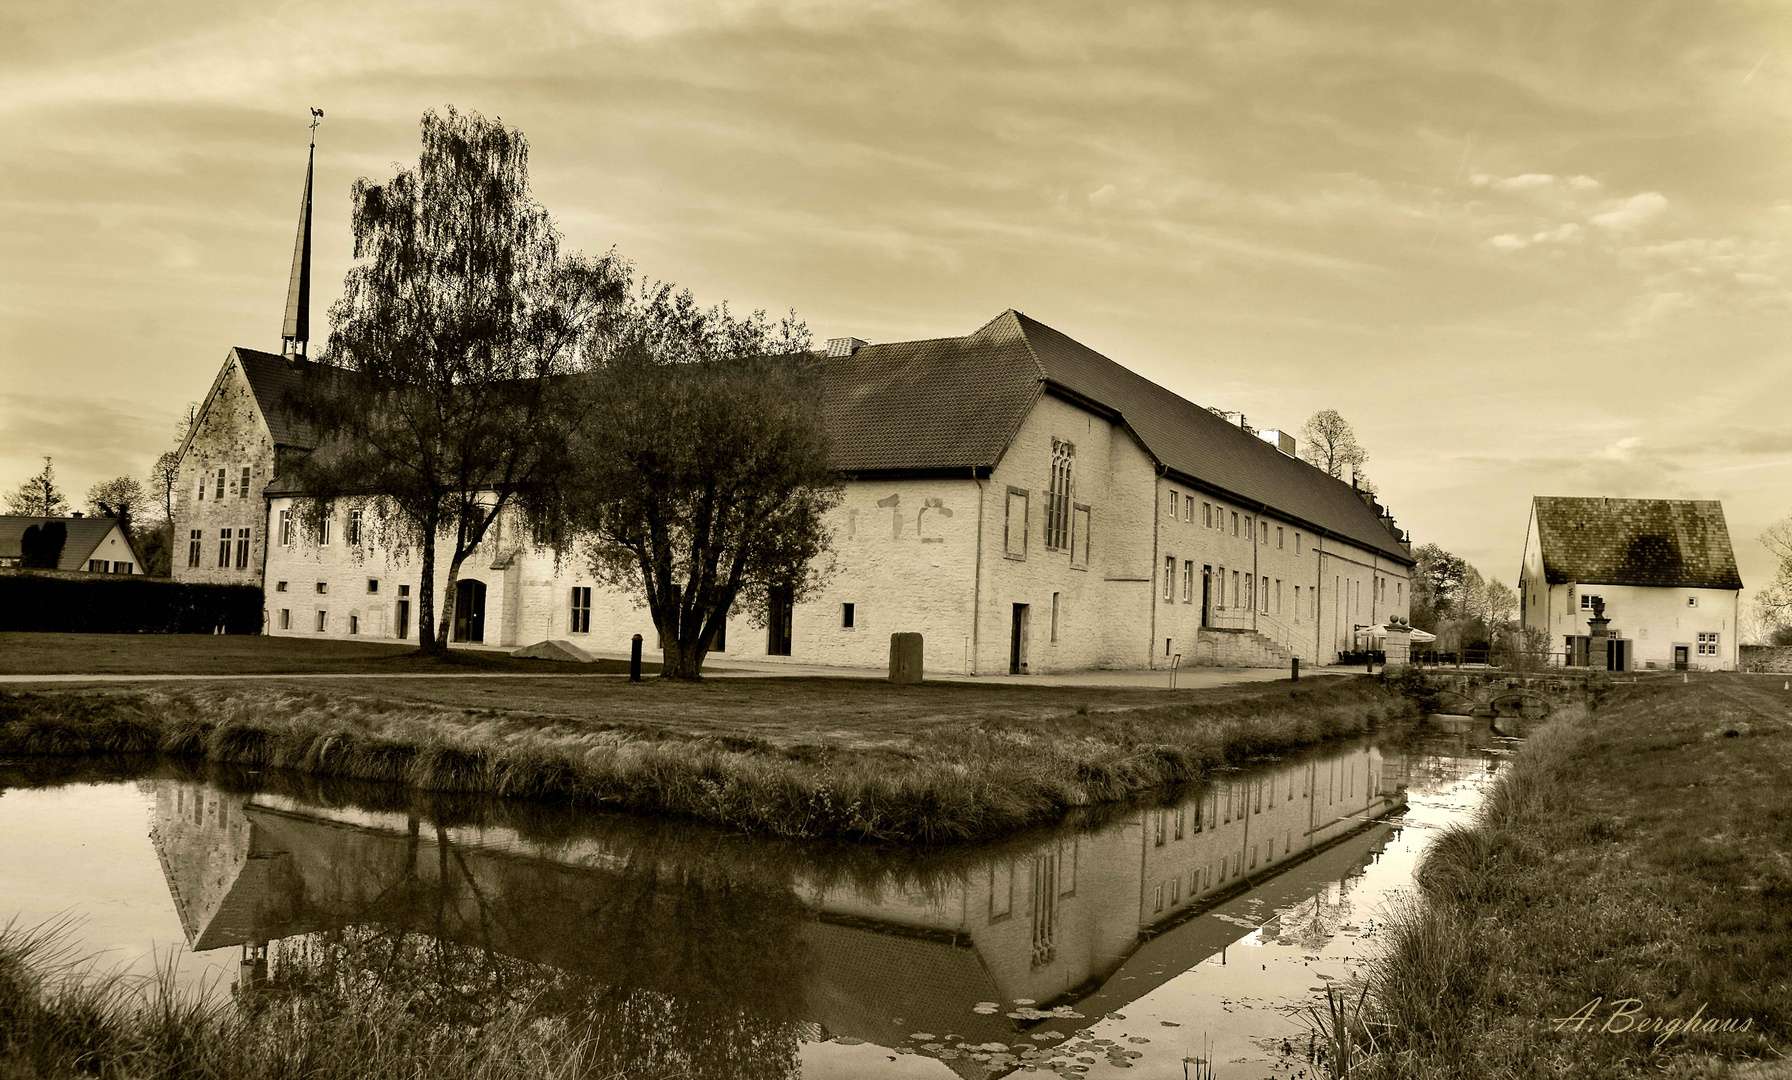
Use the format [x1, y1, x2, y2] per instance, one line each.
[1519, 496, 1742, 671]
[0, 513, 143, 574]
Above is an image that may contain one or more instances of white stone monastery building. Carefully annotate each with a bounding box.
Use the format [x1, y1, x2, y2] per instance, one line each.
[175, 312, 1414, 674]
[1518, 496, 1742, 671]
[173, 134, 1413, 673]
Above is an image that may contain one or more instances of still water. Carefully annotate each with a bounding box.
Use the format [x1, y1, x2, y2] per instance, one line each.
[0, 719, 1513, 1078]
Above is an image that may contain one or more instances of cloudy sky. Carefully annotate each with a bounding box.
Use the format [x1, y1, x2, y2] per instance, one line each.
[3, 0, 1789, 625]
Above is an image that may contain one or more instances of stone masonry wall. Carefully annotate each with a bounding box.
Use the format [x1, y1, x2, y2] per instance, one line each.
[175, 354, 275, 591]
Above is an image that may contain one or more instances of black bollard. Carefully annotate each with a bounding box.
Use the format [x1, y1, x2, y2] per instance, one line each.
[630, 634, 643, 682]
[1366, 651, 1374, 675]
[1291, 657, 1299, 681]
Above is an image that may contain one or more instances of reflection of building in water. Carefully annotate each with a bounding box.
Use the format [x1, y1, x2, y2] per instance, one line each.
[149, 740, 1410, 1072]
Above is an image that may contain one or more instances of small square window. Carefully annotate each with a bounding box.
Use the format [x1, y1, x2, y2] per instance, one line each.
[398, 584, 410, 597]
[1687, 596, 1699, 608]
[316, 582, 328, 594]
[276, 581, 287, 592]
[842, 602, 855, 629]
[368, 578, 379, 594]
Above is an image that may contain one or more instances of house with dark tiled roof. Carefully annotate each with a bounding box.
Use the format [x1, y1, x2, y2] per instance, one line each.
[0, 513, 144, 574]
[240, 310, 1411, 670]
[1519, 496, 1742, 670]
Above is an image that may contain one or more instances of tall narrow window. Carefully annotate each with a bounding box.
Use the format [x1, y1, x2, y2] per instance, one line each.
[315, 610, 327, 632]
[319, 514, 332, 546]
[842, 602, 855, 628]
[235, 528, 250, 569]
[1232, 569, 1240, 605]
[570, 587, 591, 633]
[1004, 488, 1029, 559]
[187, 530, 202, 568]
[214, 468, 226, 501]
[1217, 565, 1226, 607]
[239, 466, 250, 499]
[1203, 502, 1212, 527]
[347, 509, 363, 547]
[1261, 576, 1269, 613]
[1031, 853, 1059, 967]
[1183, 560, 1194, 603]
[1050, 592, 1060, 642]
[1261, 521, 1269, 544]
[1277, 527, 1284, 549]
[278, 509, 293, 546]
[767, 585, 794, 655]
[1047, 439, 1074, 549]
[217, 529, 231, 568]
[1184, 494, 1193, 521]
[1070, 505, 1091, 568]
[279, 608, 290, 630]
[1164, 556, 1176, 602]
[1231, 511, 1240, 536]
[1168, 489, 1179, 519]
[1296, 532, 1302, 554]
[197, 471, 207, 501]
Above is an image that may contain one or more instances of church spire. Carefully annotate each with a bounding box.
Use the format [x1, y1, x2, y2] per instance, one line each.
[280, 108, 322, 358]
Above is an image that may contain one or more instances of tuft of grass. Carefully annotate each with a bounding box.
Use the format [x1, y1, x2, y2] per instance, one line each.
[1, 675, 1420, 844]
[1358, 675, 1792, 1079]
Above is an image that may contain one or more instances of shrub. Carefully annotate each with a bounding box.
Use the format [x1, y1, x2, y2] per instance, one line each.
[0, 571, 261, 633]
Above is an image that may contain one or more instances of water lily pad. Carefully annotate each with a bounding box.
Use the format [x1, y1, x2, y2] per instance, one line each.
[910, 1033, 935, 1041]
[1128, 1036, 1150, 1044]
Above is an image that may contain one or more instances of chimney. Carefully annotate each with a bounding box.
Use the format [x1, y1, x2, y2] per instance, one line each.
[71, 511, 84, 518]
[826, 337, 868, 358]
[1256, 428, 1296, 457]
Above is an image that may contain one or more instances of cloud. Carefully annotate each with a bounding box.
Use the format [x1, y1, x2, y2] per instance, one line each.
[1087, 183, 1117, 205]
[1494, 173, 1555, 190]
[1591, 191, 1668, 230]
[1486, 222, 1581, 250]
[1568, 175, 1601, 191]
[1597, 436, 1643, 461]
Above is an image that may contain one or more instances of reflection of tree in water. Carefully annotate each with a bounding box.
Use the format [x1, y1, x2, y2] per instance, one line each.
[1287, 878, 1359, 953]
[254, 826, 809, 1080]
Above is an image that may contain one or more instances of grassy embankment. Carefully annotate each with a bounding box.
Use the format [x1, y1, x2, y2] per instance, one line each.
[0, 671, 1415, 844]
[1358, 675, 1792, 1079]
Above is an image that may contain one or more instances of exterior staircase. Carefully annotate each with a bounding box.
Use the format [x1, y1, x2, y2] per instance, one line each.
[1190, 626, 1296, 669]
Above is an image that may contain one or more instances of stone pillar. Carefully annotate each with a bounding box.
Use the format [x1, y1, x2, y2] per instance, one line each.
[1384, 628, 1412, 667]
[1587, 615, 1610, 671]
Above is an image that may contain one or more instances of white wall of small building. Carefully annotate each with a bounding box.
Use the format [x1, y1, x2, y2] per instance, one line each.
[1539, 582, 1739, 671]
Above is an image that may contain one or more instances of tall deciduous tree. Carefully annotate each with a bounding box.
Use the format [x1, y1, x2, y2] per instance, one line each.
[1299, 409, 1373, 489]
[559, 285, 841, 680]
[1409, 541, 1469, 632]
[1759, 517, 1792, 634]
[86, 475, 148, 535]
[6, 457, 66, 516]
[291, 107, 628, 654]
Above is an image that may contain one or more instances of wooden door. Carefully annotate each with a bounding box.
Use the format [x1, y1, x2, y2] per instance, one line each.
[453, 580, 486, 643]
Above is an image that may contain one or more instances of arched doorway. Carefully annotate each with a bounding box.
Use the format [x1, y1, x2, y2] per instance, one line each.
[453, 579, 486, 643]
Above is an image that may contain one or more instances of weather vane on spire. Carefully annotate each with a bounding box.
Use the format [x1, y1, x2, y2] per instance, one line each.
[310, 107, 323, 142]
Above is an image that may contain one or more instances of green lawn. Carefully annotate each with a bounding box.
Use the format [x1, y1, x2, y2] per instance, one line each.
[1364, 673, 1792, 1078]
[0, 632, 646, 676]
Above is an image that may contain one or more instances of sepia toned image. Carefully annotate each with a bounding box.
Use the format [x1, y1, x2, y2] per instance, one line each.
[1, 2, 1788, 1077]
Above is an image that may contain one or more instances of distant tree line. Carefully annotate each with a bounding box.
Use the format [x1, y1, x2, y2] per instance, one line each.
[1409, 542, 1527, 658]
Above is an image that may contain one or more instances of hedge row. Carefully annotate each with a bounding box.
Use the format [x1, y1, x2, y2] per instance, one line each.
[0, 572, 263, 634]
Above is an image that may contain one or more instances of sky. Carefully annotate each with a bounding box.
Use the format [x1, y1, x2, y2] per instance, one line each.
[3, 0, 1789, 631]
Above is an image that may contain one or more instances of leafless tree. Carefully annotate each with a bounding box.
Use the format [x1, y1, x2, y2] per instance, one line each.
[1299, 409, 1372, 489]
[6, 456, 66, 516]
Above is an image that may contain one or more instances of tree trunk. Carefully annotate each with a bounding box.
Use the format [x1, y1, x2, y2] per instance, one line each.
[416, 517, 444, 656]
[437, 554, 466, 652]
[660, 633, 708, 679]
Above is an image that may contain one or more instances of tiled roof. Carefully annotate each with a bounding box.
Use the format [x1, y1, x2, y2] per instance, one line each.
[1532, 497, 1743, 590]
[0, 515, 130, 570]
[1009, 311, 1412, 564]
[233, 347, 326, 448]
[821, 314, 1042, 473]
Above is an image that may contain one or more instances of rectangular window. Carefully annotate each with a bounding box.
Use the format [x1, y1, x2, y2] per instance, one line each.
[1397, 581, 1403, 607]
[1216, 565, 1226, 607]
[239, 466, 250, 499]
[316, 581, 328, 594]
[1698, 632, 1720, 656]
[1183, 560, 1193, 603]
[1261, 521, 1268, 544]
[187, 530, 201, 568]
[1275, 579, 1282, 614]
[1164, 556, 1176, 602]
[1192, 796, 1203, 832]
[1050, 592, 1059, 643]
[1687, 596, 1700, 608]
[568, 587, 590, 633]
[1244, 515, 1252, 539]
[1233, 570, 1241, 604]
[1170, 875, 1181, 905]
[315, 610, 327, 632]
[279, 608, 290, 629]
[1294, 585, 1301, 617]
[88, 559, 107, 572]
[1169, 490, 1179, 518]
[235, 528, 250, 569]
[349, 615, 359, 635]
[1047, 439, 1075, 550]
[1174, 807, 1185, 841]
[1153, 883, 1164, 914]
[842, 602, 855, 629]
[1260, 576, 1269, 613]
[367, 578, 379, 593]
[1004, 487, 1029, 560]
[217, 529, 231, 568]
[319, 515, 331, 546]
[1184, 494, 1193, 521]
[196, 471, 206, 501]
[399, 584, 409, 596]
[1231, 511, 1239, 536]
[1070, 504, 1091, 569]
[1030, 853, 1059, 967]
[276, 581, 287, 592]
[279, 509, 293, 547]
[1203, 502, 1212, 527]
[214, 468, 226, 501]
[1154, 810, 1167, 846]
[1296, 532, 1302, 554]
[1277, 527, 1284, 549]
[347, 509, 363, 547]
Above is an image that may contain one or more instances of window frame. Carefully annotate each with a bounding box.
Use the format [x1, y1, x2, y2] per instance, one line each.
[1069, 503, 1091, 570]
[1003, 486, 1030, 561]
